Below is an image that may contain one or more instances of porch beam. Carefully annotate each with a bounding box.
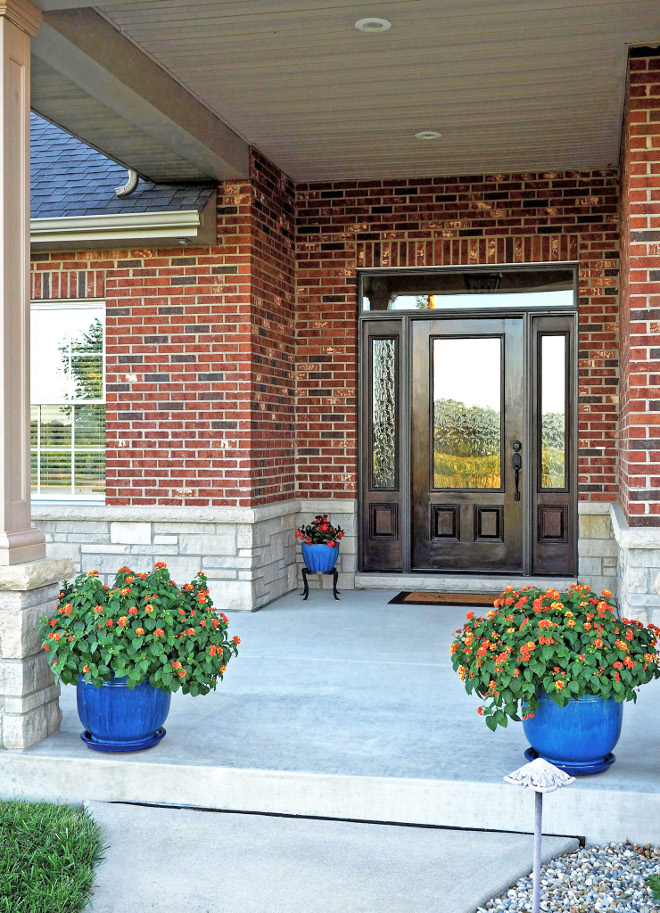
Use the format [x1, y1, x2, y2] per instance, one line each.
[31, 7, 249, 183]
[0, 0, 45, 565]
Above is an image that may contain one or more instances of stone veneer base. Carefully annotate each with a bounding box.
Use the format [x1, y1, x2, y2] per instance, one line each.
[0, 557, 74, 749]
[30, 500, 628, 615]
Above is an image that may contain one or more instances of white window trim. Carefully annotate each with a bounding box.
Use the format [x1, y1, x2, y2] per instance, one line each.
[30, 298, 106, 502]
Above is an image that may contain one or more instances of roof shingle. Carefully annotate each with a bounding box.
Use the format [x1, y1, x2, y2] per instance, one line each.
[30, 113, 215, 219]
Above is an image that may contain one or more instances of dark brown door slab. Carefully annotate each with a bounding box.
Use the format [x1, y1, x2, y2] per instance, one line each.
[411, 318, 524, 573]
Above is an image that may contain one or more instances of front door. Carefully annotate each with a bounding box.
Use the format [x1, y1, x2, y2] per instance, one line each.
[411, 318, 524, 573]
[360, 310, 576, 577]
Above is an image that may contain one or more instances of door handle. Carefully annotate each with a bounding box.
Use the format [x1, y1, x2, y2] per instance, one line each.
[512, 441, 522, 502]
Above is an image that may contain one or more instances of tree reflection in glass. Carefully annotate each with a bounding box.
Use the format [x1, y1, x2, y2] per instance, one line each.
[31, 306, 105, 497]
[433, 337, 502, 489]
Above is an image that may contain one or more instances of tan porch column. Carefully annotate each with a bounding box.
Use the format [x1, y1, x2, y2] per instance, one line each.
[0, 0, 74, 749]
[0, 0, 43, 565]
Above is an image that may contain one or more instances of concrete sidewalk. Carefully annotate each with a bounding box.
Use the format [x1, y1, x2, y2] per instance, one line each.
[84, 800, 578, 913]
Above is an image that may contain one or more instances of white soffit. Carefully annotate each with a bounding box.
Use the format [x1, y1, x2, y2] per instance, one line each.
[92, 0, 660, 182]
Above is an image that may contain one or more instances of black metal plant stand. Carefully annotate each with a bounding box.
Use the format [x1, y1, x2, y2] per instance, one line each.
[301, 566, 340, 601]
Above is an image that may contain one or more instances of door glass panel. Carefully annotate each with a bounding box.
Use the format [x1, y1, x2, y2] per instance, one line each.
[540, 335, 567, 489]
[433, 337, 501, 489]
[371, 337, 397, 489]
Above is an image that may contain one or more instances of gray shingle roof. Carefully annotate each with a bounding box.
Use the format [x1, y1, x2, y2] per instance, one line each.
[30, 113, 216, 219]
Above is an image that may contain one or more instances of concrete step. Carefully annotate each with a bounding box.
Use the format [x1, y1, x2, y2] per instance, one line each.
[355, 573, 578, 594]
[3, 750, 659, 846]
[83, 800, 578, 913]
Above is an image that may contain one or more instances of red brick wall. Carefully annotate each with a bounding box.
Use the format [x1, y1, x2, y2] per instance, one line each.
[249, 150, 296, 502]
[619, 54, 660, 526]
[31, 149, 295, 508]
[296, 171, 620, 501]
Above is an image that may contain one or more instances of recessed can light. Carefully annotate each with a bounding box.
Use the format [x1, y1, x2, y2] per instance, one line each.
[415, 130, 442, 140]
[354, 17, 392, 32]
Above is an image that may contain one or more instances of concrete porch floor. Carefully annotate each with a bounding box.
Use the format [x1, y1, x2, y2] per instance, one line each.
[2, 590, 659, 844]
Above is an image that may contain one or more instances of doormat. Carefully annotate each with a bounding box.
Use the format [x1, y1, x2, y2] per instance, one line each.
[388, 591, 500, 607]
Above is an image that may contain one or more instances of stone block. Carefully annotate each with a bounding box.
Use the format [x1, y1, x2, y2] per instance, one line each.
[236, 525, 254, 550]
[2, 696, 61, 750]
[202, 555, 251, 569]
[0, 558, 75, 592]
[153, 523, 216, 535]
[627, 549, 660, 569]
[207, 579, 255, 612]
[110, 522, 152, 545]
[579, 514, 613, 540]
[3, 683, 59, 715]
[624, 567, 649, 594]
[54, 521, 109, 534]
[0, 653, 55, 697]
[154, 535, 178, 546]
[0, 595, 59, 659]
[578, 557, 601, 576]
[81, 544, 131, 555]
[179, 532, 236, 557]
[45, 542, 80, 562]
[578, 538, 617, 558]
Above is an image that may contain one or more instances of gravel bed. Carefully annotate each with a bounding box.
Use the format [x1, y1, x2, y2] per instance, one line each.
[477, 842, 660, 913]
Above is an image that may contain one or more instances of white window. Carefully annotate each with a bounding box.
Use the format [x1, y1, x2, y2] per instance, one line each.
[30, 300, 106, 500]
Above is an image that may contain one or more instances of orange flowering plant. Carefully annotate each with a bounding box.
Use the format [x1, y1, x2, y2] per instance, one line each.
[450, 584, 660, 731]
[38, 564, 240, 696]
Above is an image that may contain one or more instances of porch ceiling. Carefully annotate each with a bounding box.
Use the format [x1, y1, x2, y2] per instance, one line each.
[33, 0, 660, 183]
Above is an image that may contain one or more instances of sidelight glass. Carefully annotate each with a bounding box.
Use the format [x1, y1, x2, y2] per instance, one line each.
[433, 337, 502, 488]
[371, 337, 397, 488]
[540, 335, 567, 489]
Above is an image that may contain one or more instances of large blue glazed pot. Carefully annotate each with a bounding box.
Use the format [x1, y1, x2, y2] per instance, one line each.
[301, 542, 340, 573]
[522, 691, 623, 776]
[77, 675, 171, 753]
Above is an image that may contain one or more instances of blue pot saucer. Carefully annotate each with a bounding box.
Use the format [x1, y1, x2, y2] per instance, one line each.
[80, 727, 167, 753]
[524, 746, 615, 777]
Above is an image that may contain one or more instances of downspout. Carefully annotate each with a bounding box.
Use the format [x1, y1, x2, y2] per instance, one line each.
[115, 168, 139, 198]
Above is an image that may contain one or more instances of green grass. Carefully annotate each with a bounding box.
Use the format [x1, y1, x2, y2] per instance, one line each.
[0, 800, 104, 913]
[434, 452, 501, 489]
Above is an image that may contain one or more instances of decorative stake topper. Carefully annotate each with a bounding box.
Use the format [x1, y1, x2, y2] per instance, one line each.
[504, 758, 575, 913]
[504, 757, 576, 793]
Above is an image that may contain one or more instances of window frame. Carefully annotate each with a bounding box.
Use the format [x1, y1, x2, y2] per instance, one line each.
[30, 298, 106, 502]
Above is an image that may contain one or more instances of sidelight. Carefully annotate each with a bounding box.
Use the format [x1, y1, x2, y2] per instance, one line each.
[371, 337, 397, 489]
[540, 335, 567, 489]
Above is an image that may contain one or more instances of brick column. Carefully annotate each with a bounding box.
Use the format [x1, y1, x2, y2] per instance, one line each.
[617, 50, 660, 621]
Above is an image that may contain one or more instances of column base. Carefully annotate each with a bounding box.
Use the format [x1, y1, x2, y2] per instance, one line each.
[611, 504, 660, 626]
[0, 556, 74, 749]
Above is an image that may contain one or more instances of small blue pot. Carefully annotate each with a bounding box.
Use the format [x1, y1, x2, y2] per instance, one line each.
[77, 674, 171, 753]
[301, 542, 340, 573]
[523, 691, 623, 776]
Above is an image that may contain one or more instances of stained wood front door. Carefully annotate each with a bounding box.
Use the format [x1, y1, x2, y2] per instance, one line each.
[411, 318, 524, 573]
[360, 313, 576, 577]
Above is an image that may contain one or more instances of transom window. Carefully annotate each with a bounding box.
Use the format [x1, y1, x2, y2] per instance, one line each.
[361, 268, 574, 311]
[30, 300, 106, 500]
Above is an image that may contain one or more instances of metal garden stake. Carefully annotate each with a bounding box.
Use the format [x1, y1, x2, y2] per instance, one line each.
[504, 757, 575, 913]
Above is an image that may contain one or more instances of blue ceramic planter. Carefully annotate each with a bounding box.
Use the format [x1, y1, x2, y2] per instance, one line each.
[522, 691, 623, 776]
[77, 674, 171, 753]
[301, 542, 339, 573]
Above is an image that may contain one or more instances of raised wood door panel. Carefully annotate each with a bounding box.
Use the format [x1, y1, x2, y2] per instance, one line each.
[411, 318, 525, 573]
[360, 320, 403, 571]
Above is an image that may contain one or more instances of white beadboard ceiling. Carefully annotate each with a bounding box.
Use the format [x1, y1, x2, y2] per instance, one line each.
[93, 0, 660, 181]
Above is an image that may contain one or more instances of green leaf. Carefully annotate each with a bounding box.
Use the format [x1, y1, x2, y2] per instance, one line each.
[485, 715, 498, 732]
